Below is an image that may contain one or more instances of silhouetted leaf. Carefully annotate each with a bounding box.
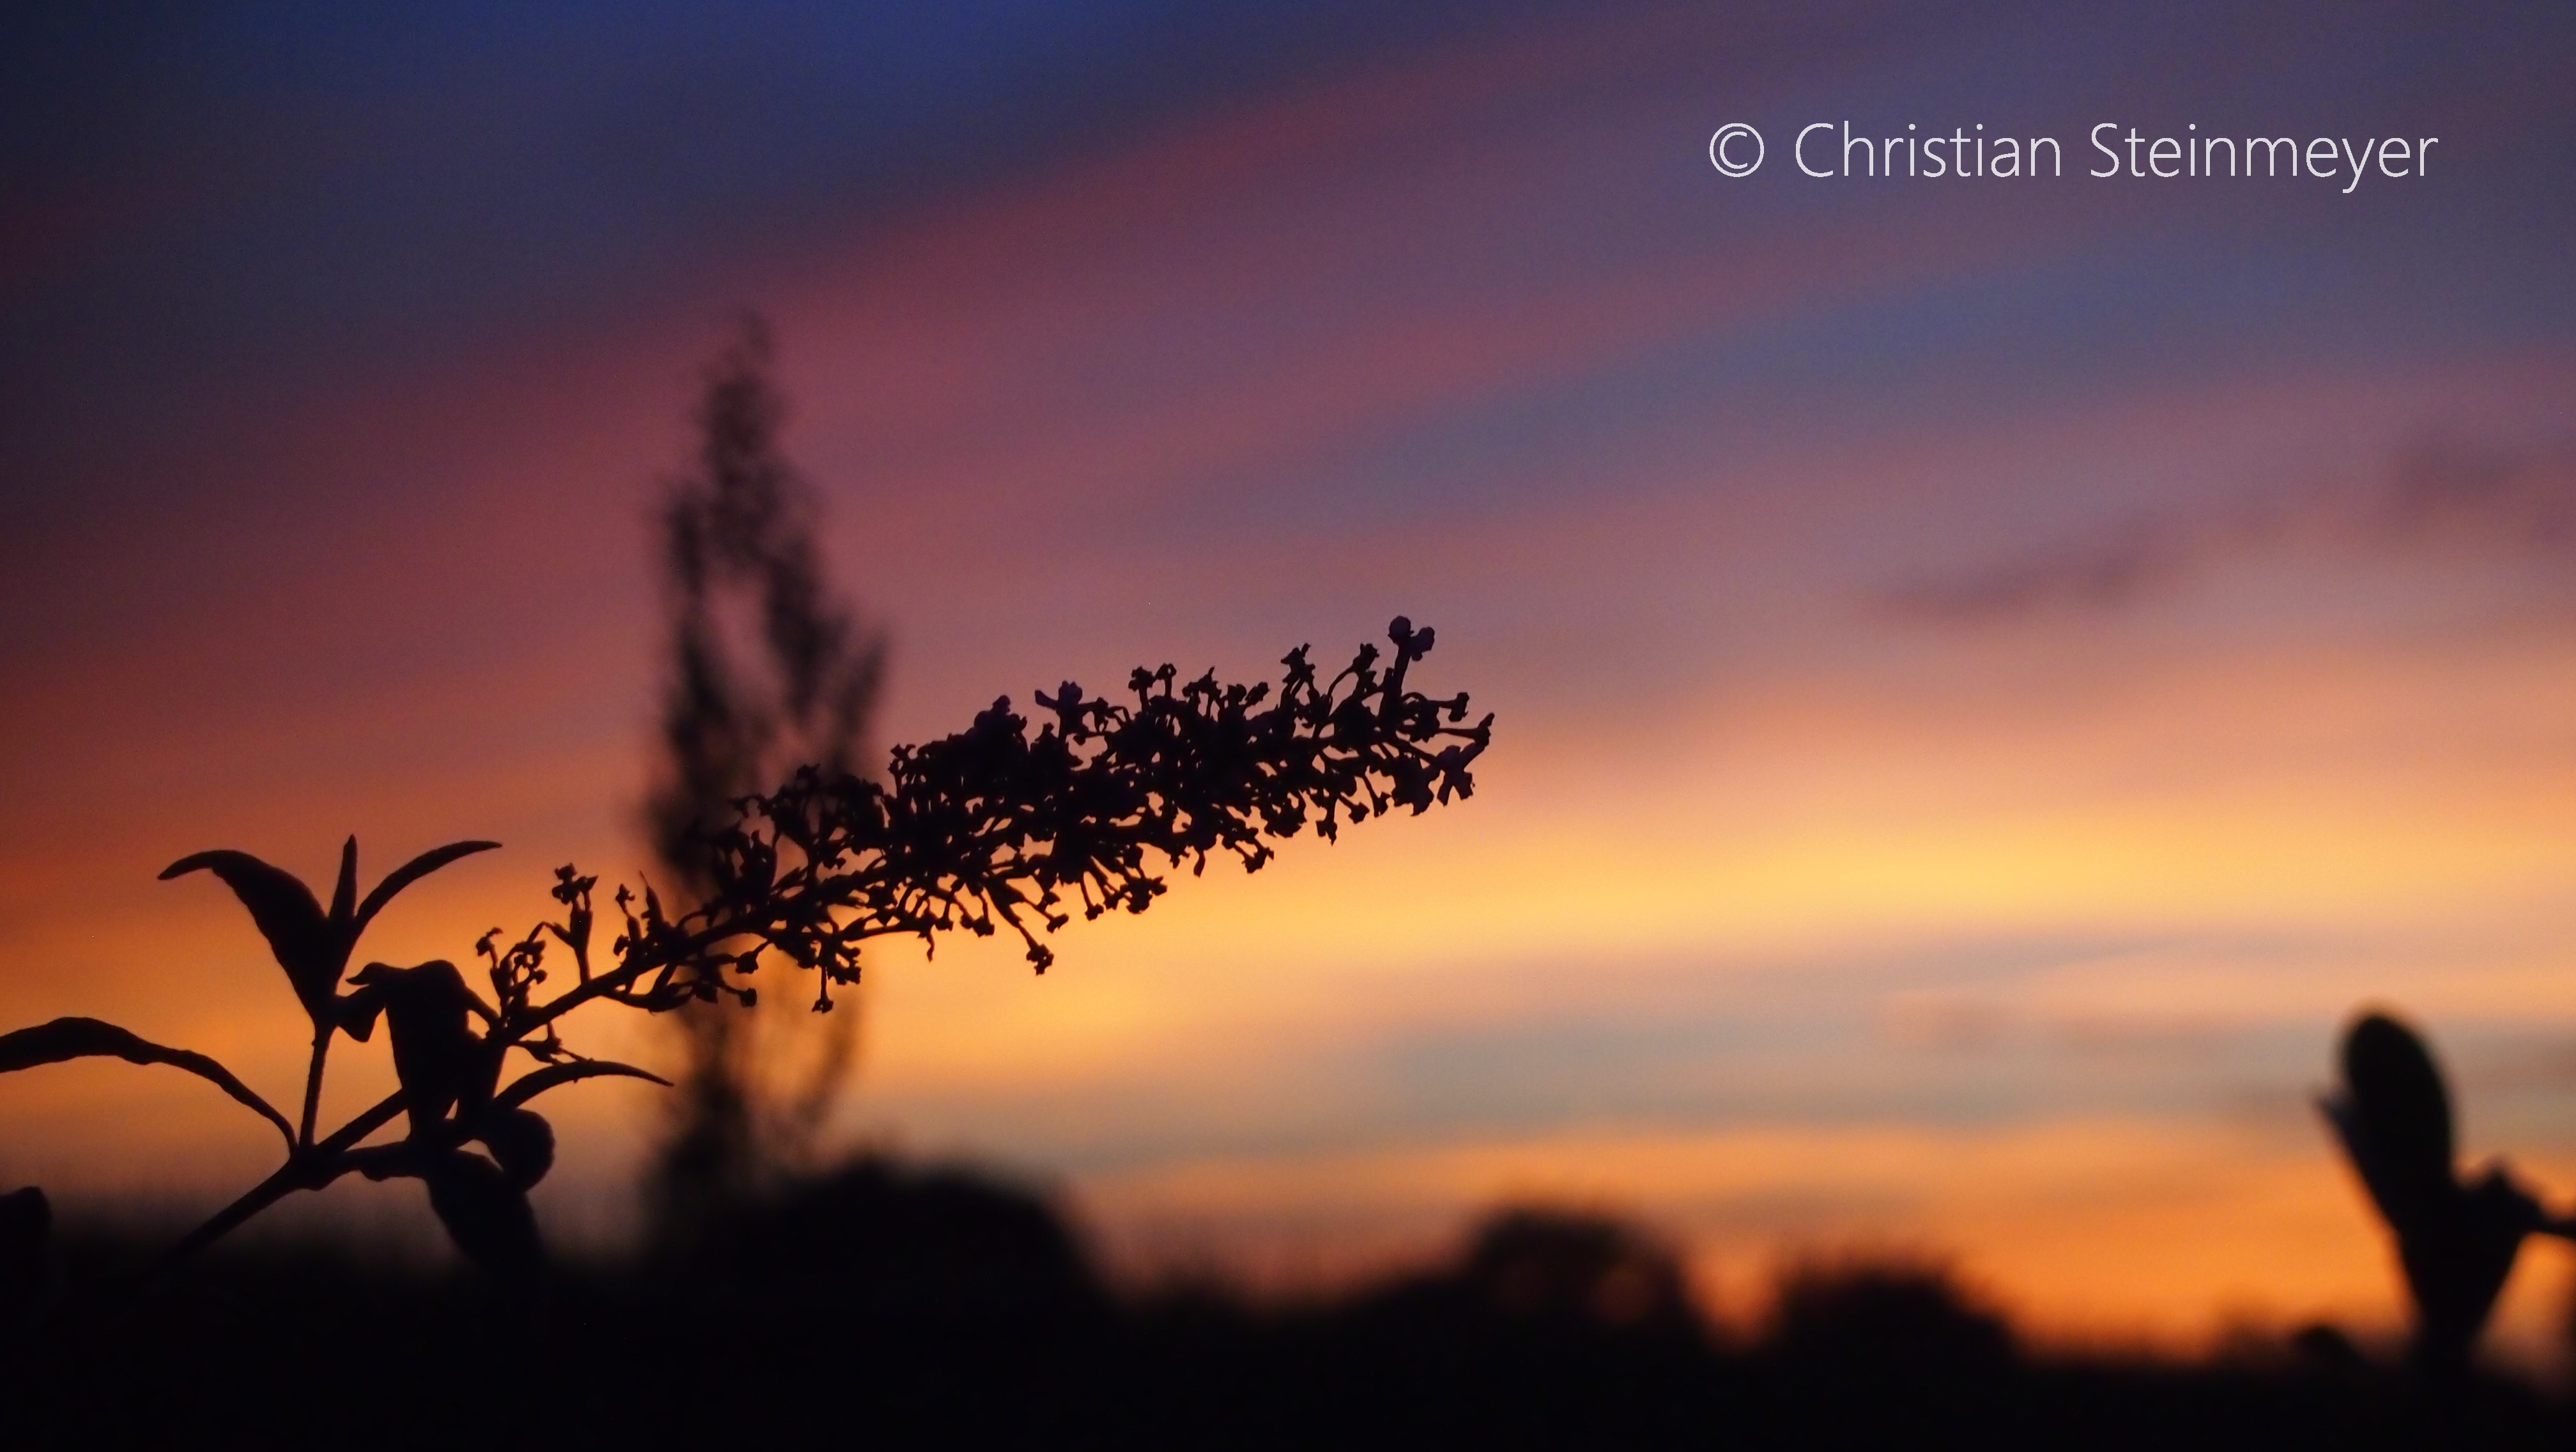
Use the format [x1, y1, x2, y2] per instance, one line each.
[423, 1150, 542, 1282]
[493, 1060, 671, 1110]
[473, 1107, 556, 1189]
[351, 840, 500, 936]
[347, 961, 487, 1132]
[336, 984, 383, 1043]
[158, 849, 339, 1019]
[2334, 1011, 2454, 1230]
[325, 835, 357, 927]
[0, 1017, 293, 1147]
[2400, 1164, 2541, 1373]
[2322, 1006, 2550, 1375]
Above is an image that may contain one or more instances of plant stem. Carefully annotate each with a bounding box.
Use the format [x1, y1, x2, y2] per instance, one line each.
[151, 1091, 404, 1271]
[297, 1030, 329, 1147]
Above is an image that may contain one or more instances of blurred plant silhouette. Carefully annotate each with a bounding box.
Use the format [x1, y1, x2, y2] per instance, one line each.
[2319, 1007, 2576, 1375]
[0, 619, 1488, 1286]
[1449, 1207, 1696, 1332]
[645, 318, 885, 1239]
[1763, 1255, 2014, 1379]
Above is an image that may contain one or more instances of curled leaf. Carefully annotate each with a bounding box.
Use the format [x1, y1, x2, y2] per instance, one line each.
[473, 1107, 555, 1189]
[0, 1017, 293, 1148]
[424, 1150, 543, 1283]
[346, 960, 491, 1134]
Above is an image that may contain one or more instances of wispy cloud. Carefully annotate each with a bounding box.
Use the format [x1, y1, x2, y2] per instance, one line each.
[1873, 437, 2576, 625]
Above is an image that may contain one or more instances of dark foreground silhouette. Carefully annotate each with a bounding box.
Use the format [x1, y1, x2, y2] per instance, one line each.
[3, 1166, 2564, 1452]
[2321, 1008, 2576, 1379]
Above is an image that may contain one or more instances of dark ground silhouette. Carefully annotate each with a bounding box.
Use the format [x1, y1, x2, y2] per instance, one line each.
[3, 1169, 2564, 1451]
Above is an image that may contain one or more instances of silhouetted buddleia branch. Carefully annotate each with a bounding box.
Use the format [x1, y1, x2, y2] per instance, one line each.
[0, 618, 1489, 1282]
[528, 616, 1489, 1025]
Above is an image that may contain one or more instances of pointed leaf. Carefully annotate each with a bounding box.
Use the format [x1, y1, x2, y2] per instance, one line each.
[0, 1017, 294, 1148]
[423, 1150, 543, 1282]
[351, 840, 501, 938]
[492, 1060, 671, 1111]
[326, 836, 358, 930]
[159, 850, 338, 1017]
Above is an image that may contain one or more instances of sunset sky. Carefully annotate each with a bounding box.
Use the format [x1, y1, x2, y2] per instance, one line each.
[5, 1, 2575, 1356]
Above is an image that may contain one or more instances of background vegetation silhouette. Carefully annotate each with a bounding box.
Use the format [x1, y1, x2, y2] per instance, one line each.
[643, 318, 886, 1242]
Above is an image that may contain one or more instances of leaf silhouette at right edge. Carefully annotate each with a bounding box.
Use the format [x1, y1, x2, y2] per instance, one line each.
[0, 1017, 294, 1147]
[2336, 1010, 2456, 1231]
